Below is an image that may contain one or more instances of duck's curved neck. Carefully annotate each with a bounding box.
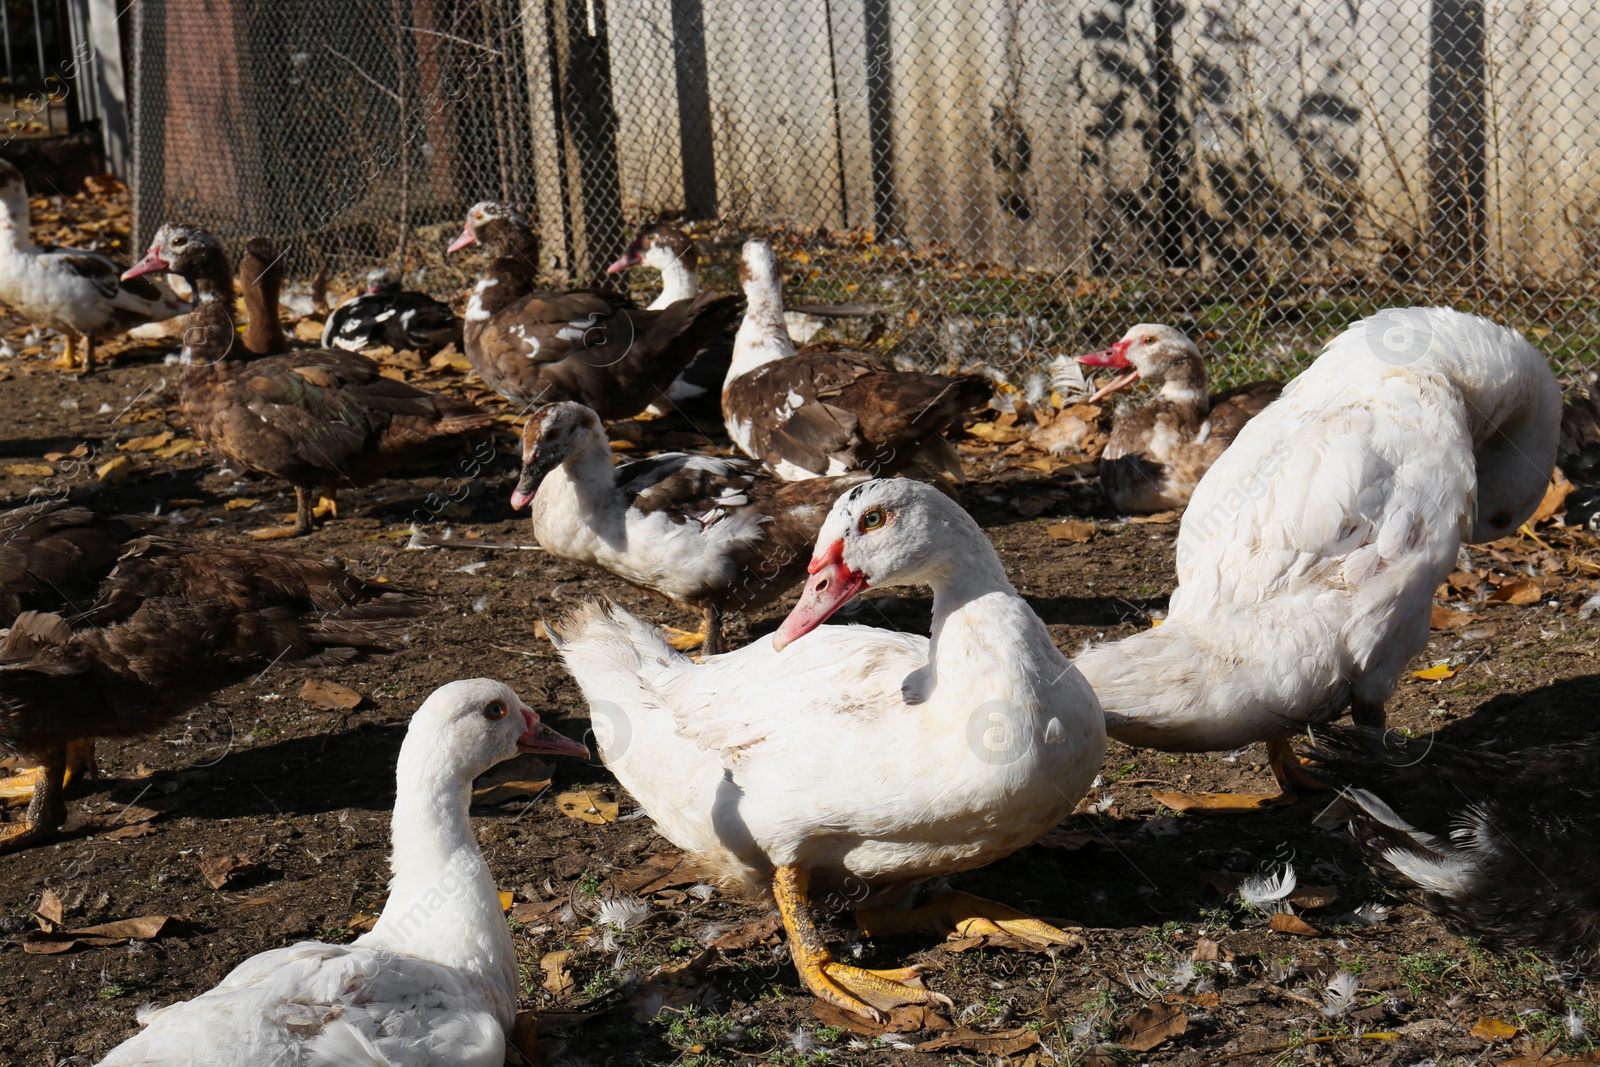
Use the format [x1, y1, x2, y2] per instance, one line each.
[558, 434, 624, 522]
[1155, 357, 1209, 415]
[364, 744, 515, 1015]
[915, 533, 1043, 706]
[180, 271, 242, 368]
[0, 196, 32, 254]
[650, 258, 698, 309]
[728, 281, 792, 380]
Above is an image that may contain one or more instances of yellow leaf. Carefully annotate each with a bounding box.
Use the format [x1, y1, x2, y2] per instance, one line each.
[153, 437, 205, 460]
[1149, 618, 1164, 628]
[118, 431, 173, 452]
[1470, 1017, 1518, 1041]
[1412, 663, 1457, 681]
[556, 790, 618, 825]
[541, 950, 575, 995]
[95, 456, 137, 484]
[224, 498, 262, 511]
[5, 463, 53, 477]
[498, 890, 514, 912]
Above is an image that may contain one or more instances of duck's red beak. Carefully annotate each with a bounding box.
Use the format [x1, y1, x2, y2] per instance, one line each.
[1076, 339, 1139, 401]
[447, 223, 477, 254]
[772, 538, 867, 651]
[517, 707, 589, 758]
[121, 247, 168, 281]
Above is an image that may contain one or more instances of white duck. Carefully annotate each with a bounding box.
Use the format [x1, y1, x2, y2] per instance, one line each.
[1075, 308, 1561, 811]
[551, 478, 1105, 1020]
[97, 679, 588, 1066]
[0, 161, 187, 373]
[510, 401, 866, 654]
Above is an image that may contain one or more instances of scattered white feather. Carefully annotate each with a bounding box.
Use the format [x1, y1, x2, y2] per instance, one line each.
[1349, 903, 1390, 926]
[1322, 970, 1359, 1018]
[1567, 1008, 1588, 1040]
[1167, 960, 1197, 992]
[594, 895, 651, 932]
[1579, 591, 1600, 620]
[788, 1027, 815, 1054]
[687, 883, 716, 901]
[1048, 355, 1093, 401]
[453, 561, 487, 575]
[1238, 864, 1297, 912]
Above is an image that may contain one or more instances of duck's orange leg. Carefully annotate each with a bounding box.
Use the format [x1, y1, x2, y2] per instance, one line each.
[0, 746, 67, 854]
[773, 864, 951, 1023]
[251, 485, 317, 539]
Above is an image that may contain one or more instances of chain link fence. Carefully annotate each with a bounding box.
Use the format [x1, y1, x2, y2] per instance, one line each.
[131, 0, 1600, 384]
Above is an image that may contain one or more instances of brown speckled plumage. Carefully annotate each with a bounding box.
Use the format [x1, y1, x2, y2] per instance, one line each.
[128, 224, 494, 535]
[454, 203, 742, 418]
[0, 508, 425, 850]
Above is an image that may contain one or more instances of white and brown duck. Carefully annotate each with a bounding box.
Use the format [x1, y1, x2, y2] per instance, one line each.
[607, 224, 734, 423]
[511, 401, 866, 654]
[724, 239, 990, 481]
[122, 224, 494, 538]
[0, 160, 188, 373]
[1076, 323, 1281, 513]
[446, 202, 741, 419]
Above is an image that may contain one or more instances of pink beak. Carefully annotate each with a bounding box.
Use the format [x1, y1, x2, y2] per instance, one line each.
[517, 707, 589, 758]
[605, 252, 639, 274]
[771, 538, 868, 651]
[509, 488, 533, 510]
[121, 246, 168, 281]
[1075, 339, 1139, 402]
[447, 223, 477, 254]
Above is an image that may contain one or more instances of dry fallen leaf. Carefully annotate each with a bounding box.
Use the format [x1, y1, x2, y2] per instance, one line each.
[1471, 1016, 1519, 1041]
[1115, 1001, 1188, 1051]
[1268, 912, 1321, 937]
[556, 790, 618, 825]
[429, 346, 473, 373]
[1412, 663, 1457, 681]
[611, 851, 714, 896]
[915, 1026, 1041, 1055]
[118, 430, 173, 452]
[540, 950, 575, 996]
[6, 462, 53, 477]
[1047, 520, 1097, 543]
[1489, 579, 1544, 606]
[36, 888, 63, 930]
[23, 915, 180, 954]
[1430, 605, 1484, 630]
[1528, 470, 1576, 526]
[1191, 936, 1235, 962]
[1287, 884, 1338, 909]
[812, 998, 950, 1037]
[293, 319, 325, 342]
[223, 497, 261, 511]
[95, 456, 137, 483]
[197, 854, 261, 890]
[472, 755, 554, 806]
[1129, 510, 1180, 525]
[708, 914, 782, 951]
[299, 679, 363, 711]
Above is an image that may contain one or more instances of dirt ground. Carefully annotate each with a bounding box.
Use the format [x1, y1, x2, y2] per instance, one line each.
[1, 189, 1599, 1067]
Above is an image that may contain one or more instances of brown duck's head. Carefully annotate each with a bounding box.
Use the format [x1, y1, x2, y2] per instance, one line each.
[510, 401, 607, 510]
[1075, 323, 1203, 402]
[608, 223, 697, 275]
[448, 200, 535, 256]
[122, 223, 229, 287]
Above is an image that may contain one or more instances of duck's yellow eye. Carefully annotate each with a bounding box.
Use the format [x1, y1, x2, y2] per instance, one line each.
[1142, 334, 1156, 345]
[859, 508, 887, 532]
[483, 700, 508, 721]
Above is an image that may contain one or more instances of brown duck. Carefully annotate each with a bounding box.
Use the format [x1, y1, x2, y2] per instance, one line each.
[121, 225, 494, 538]
[446, 202, 741, 418]
[0, 502, 426, 852]
[1076, 323, 1281, 513]
[723, 239, 991, 481]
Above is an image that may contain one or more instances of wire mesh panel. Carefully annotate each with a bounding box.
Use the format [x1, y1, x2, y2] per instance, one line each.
[131, 0, 1600, 383]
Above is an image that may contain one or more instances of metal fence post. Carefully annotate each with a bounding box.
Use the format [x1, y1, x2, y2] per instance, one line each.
[1428, 0, 1486, 274]
[670, 0, 717, 220]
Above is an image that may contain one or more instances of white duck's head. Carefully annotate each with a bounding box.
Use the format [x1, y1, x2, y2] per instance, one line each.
[1076, 323, 1204, 402]
[406, 679, 588, 781]
[510, 401, 607, 510]
[773, 478, 995, 649]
